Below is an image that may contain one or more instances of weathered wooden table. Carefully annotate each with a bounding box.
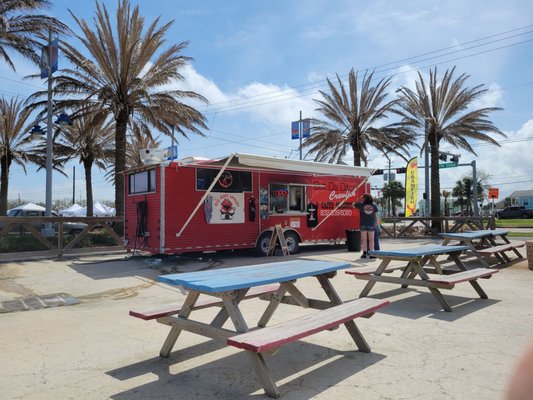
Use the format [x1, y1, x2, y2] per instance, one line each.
[131, 259, 388, 398]
[347, 245, 498, 312]
[440, 229, 524, 267]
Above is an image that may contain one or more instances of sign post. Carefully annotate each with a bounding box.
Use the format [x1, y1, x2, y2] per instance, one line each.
[488, 187, 499, 215]
[291, 112, 310, 160]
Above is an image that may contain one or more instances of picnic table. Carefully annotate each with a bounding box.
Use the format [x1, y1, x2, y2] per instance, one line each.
[130, 259, 389, 398]
[346, 245, 498, 312]
[440, 229, 525, 267]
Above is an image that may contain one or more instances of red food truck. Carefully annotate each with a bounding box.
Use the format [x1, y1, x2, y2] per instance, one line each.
[124, 153, 372, 256]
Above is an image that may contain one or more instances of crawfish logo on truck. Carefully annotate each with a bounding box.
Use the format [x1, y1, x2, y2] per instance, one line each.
[205, 193, 245, 224]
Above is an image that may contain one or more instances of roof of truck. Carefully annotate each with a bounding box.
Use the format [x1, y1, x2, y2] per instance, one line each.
[177, 152, 374, 177]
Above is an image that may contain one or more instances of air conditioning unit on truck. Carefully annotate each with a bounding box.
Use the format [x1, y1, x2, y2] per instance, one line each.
[124, 153, 373, 256]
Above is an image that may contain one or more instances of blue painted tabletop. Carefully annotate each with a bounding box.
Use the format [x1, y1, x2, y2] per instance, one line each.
[157, 259, 351, 293]
[439, 229, 509, 239]
[368, 245, 468, 258]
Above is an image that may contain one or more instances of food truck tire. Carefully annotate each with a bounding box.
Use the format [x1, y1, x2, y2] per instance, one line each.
[255, 230, 300, 256]
[284, 231, 300, 254]
[255, 232, 273, 257]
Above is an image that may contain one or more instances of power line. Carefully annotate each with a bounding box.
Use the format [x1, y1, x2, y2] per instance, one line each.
[201, 34, 533, 114]
[200, 24, 533, 111]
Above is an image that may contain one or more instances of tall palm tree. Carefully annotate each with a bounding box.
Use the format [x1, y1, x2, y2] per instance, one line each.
[395, 66, 505, 226]
[381, 180, 405, 216]
[304, 69, 415, 166]
[54, 113, 115, 216]
[452, 179, 466, 216]
[31, 0, 208, 217]
[0, 97, 35, 214]
[0, 0, 69, 70]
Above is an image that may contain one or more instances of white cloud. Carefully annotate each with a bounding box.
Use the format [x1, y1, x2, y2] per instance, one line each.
[471, 83, 504, 109]
[173, 64, 316, 127]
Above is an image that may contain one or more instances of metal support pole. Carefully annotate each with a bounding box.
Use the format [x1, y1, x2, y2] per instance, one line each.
[42, 30, 55, 236]
[299, 110, 302, 160]
[72, 166, 75, 205]
[472, 160, 479, 216]
[424, 125, 430, 217]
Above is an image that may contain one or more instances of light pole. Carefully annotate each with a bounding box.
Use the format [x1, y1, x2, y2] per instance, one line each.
[424, 119, 430, 217]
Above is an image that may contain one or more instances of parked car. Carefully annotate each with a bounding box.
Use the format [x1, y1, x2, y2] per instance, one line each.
[1, 203, 88, 235]
[494, 206, 533, 219]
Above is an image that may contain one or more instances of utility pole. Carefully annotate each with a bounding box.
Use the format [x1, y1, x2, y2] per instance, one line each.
[41, 30, 55, 236]
[72, 166, 75, 205]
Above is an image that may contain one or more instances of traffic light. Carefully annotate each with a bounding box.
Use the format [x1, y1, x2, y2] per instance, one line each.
[372, 169, 384, 175]
[396, 167, 406, 174]
[439, 153, 447, 161]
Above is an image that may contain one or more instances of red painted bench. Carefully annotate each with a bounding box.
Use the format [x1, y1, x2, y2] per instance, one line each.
[129, 283, 280, 320]
[227, 297, 389, 353]
[426, 268, 498, 286]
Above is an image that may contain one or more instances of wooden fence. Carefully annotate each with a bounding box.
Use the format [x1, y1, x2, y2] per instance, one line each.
[0, 216, 124, 259]
[379, 216, 496, 238]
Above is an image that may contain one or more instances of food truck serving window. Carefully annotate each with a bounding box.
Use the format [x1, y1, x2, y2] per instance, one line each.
[269, 184, 305, 213]
[129, 169, 156, 194]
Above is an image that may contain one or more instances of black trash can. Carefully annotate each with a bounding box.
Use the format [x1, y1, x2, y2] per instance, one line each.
[345, 229, 361, 252]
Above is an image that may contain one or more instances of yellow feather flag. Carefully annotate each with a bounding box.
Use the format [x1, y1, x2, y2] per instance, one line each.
[404, 157, 418, 217]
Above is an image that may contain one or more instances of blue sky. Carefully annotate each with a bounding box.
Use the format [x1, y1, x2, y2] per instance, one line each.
[1, 0, 533, 206]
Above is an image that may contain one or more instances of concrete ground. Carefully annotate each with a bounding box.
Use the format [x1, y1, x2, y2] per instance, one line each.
[1, 237, 532, 400]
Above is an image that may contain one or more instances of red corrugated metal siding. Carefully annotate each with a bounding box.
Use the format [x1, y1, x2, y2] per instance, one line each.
[124, 166, 162, 253]
[163, 166, 260, 252]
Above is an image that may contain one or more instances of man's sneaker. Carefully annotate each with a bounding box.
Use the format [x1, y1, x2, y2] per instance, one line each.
[360, 252, 367, 258]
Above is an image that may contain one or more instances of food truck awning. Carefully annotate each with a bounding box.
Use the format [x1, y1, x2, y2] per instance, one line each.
[180, 153, 374, 177]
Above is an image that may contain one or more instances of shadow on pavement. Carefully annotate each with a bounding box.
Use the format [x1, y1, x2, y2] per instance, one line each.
[107, 339, 386, 399]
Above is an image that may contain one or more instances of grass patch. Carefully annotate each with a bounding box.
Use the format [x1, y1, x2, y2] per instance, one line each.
[508, 232, 533, 238]
[495, 218, 533, 228]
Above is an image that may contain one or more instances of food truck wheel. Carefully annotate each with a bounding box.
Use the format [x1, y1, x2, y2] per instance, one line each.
[284, 231, 300, 254]
[256, 232, 273, 256]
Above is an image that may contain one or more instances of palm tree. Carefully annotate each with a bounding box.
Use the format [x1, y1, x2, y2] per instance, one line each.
[54, 113, 115, 216]
[381, 180, 405, 217]
[31, 0, 208, 217]
[0, 0, 69, 70]
[395, 66, 505, 226]
[304, 69, 415, 166]
[0, 97, 35, 214]
[452, 179, 466, 216]
[452, 177, 485, 216]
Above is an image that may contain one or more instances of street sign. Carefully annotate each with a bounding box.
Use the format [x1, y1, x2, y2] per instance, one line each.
[488, 187, 499, 199]
[439, 162, 458, 169]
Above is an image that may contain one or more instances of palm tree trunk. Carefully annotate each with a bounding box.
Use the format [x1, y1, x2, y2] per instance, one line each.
[0, 156, 9, 215]
[84, 158, 94, 217]
[351, 133, 362, 166]
[114, 110, 128, 218]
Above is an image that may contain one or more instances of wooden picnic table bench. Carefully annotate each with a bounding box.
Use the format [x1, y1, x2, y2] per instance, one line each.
[440, 229, 524, 266]
[131, 259, 389, 398]
[346, 245, 499, 312]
